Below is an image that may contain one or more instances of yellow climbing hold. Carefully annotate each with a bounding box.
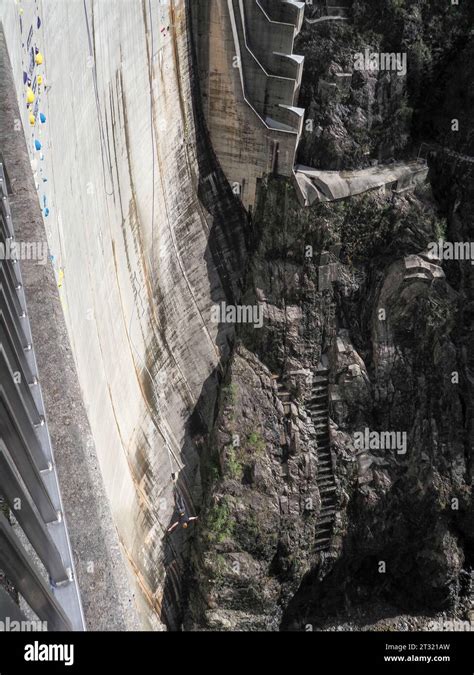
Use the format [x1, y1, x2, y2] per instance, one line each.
[28, 113, 36, 126]
[35, 52, 43, 65]
[37, 75, 43, 85]
[26, 87, 35, 104]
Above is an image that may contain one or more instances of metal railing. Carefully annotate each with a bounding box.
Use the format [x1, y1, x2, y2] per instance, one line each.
[0, 159, 85, 631]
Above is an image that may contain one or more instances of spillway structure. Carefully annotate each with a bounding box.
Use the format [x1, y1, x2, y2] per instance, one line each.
[191, 0, 306, 209]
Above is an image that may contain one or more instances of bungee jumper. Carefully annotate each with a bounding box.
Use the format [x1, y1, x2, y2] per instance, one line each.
[167, 485, 198, 534]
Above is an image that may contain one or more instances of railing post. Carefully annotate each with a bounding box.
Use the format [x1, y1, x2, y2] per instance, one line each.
[0, 440, 69, 583]
[0, 514, 72, 631]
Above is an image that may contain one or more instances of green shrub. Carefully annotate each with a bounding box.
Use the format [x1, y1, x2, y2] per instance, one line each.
[206, 499, 235, 544]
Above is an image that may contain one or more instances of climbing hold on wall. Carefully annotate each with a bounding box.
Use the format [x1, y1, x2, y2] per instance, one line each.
[37, 17, 42, 29]
[39, 113, 46, 123]
[23, 71, 28, 84]
[29, 113, 36, 126]
[34, 139, 42, 151]
[26, 87, 35, 104]
[44, 208, 50, 217]
[35, 50, 43, 65]
[37, 75, 43, 85]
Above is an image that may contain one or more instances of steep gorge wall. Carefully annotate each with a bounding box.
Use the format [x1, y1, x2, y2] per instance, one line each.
[1, 0, 245, 628]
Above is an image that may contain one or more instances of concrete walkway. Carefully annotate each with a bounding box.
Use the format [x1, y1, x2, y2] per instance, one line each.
[294, 161, 429, 205]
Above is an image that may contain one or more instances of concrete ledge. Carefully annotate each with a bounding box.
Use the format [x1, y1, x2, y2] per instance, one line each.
[295, 161, 429, 205]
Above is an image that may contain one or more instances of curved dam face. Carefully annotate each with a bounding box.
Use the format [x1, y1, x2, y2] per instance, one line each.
[1, 0, 245, 628]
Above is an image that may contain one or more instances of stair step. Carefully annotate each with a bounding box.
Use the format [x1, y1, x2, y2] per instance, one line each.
[318, 468, 333, 476]
[318, 473, 334, 481]
[317, 515, 335, 524]
[318, 474, 335, 482]
[320, 485, 337, 494]
[318, 470, 333, 479]
[314, 539, 331, 551]
[320, 506, 337, 515]
[315, 527, 332, 537]
[318, 480, 335, 489]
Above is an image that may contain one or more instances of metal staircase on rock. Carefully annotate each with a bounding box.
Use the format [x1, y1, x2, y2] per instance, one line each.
[325, 0, 351, 17]
[273, 369, 337, 552]
[307, 367, 337, 552]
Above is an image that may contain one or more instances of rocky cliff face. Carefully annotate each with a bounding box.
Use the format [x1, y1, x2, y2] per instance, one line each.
[297, 0, 473, 169]
[184, 0, 474, 631]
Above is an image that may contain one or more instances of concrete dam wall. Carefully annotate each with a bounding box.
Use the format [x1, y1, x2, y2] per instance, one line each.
[1, 0, 245, 628]
[191, 0, 305, 209]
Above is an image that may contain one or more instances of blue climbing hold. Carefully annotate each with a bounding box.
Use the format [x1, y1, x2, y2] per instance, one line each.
[40, 113, 46, 124]
[23, 71, 28, 84]
[44, 208, 50, 217]
[34, 140, 42, 151]
[37, 17, 42, 29]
